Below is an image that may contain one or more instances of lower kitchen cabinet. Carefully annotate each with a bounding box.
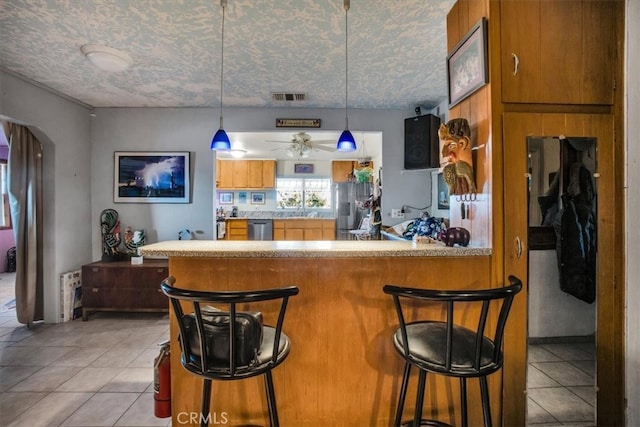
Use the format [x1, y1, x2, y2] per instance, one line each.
[273, 219, 335, 240]
[225, 218, 248, 240]
[81, 259, 169, 320]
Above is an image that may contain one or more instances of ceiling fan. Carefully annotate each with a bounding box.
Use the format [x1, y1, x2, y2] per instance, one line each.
[267, 132, 336, 159]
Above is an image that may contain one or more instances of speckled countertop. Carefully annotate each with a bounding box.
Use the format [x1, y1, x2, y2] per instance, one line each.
[139, 240, 491, 258]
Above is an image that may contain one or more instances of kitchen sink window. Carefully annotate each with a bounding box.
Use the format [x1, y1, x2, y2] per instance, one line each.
[276, 177, 332, 210]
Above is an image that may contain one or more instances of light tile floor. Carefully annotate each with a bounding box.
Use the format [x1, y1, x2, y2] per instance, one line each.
[1, 272, 596, 426]
[527, 339, 596, 426]
[0, 272, 171, 427]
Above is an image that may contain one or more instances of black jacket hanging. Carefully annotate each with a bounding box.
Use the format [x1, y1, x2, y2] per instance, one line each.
[553, 162, 597, 303]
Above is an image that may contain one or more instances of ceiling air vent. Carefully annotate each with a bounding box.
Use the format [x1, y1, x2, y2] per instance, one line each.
[271, 92, 307, 102]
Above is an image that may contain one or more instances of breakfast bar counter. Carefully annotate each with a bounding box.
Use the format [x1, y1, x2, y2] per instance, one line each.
[141, 240, 494, 426]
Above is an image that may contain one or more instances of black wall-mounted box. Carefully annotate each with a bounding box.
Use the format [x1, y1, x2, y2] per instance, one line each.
[404, 114, 441, 169]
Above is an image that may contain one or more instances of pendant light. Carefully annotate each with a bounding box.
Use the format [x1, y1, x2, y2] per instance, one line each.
[211, 0, 231, 150]
[336, 0, 357, 152]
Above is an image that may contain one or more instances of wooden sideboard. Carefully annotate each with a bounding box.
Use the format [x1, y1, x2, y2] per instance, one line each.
[81, 259, 169, 320]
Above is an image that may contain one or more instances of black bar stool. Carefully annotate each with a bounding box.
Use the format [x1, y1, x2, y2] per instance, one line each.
[383, 275, 522, 427]
[161, 277, 299, 427]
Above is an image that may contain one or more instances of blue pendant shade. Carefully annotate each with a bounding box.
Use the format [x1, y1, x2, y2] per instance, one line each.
[336, 130, 356, 151]
[211, 0, 230, 151]
[211, 128, 230, 150]
[211, 117, 230, 150]
[337, 0, 357, 152]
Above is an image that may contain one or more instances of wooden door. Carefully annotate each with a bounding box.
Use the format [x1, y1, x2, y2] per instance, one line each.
[502, 112, 622, 426]
[500, 0, 541, 103]
[246, 160, 263, 188]
[262, 160, 276, 188]
[216, 160, 233, 189]
[501, 0, 616, 105]
[232, 160, 248, 188]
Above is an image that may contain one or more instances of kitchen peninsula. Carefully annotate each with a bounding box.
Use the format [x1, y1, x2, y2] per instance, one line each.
[140, 240, 492, 426]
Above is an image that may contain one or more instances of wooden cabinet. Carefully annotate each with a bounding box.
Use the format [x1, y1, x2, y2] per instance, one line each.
[272, 219, 335, 240]
[500, 0, 615, 105]
[225, 218, 248, 240]
[216, 160, 276, 189]
[81, 259, 169, 320]
[332, 160, 374, 183]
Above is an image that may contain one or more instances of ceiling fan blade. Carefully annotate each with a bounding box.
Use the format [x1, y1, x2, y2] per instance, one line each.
[313, 139, 337, 144]
[265, 140, 294, 143]
[315, 145, 336, 152]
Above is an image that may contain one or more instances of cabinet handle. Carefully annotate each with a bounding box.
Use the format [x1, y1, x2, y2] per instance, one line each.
[511, 53, 519, 76]
[515, 236, 523, 259]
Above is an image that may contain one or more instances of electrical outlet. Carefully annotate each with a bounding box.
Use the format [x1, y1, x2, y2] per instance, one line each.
[391, 209, 405, 219]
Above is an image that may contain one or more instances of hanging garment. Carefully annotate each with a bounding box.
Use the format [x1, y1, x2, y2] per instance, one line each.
[553, 162, 596, 303]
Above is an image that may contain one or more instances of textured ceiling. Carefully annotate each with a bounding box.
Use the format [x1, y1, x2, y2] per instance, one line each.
[0, 0, 455, 110]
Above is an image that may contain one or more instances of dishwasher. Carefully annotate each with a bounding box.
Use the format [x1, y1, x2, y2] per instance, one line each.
[247, 219, 273, 240]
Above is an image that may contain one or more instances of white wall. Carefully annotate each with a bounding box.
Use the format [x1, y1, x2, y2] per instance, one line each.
[528, 251, 595, 339]
[90, 106, 427, 259]
[626, 0, 640, 423]
[0, 71, 92, 323]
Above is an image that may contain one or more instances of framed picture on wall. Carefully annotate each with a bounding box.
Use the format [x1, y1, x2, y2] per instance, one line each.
[437, 172, 450, 210]
[447, 17, 488, 107]
[219, 192, 234, 205]
[114, 151, 190, 203]
[294, 163, 314, 174]
[251, 192, 265, 204]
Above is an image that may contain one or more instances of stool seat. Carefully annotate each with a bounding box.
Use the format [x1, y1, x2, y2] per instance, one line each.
[393, 322, 500, 376]
[384, 276, 522, 427]
[161, 277, 299, 427]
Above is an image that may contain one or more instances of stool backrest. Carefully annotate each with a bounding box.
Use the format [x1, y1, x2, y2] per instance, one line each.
[383, 275, 522, 373]
[161, 276, 299, 377]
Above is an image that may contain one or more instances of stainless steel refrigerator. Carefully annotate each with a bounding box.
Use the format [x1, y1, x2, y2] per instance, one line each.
[334, 182, 371, 240]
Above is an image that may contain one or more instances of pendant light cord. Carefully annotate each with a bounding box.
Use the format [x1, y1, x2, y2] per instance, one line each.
[344, 0, 350, 130]
[219, 0, 226, 129]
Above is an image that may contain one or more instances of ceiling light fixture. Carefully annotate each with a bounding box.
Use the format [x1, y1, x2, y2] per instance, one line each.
[336, 0, 357, 152]
[229, 149, 246, 158]
[211, 0, 231, 151]
[80, 44, 132, 72]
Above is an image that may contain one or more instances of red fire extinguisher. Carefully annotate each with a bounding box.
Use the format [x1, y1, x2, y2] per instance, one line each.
[154, 340, 171, 418]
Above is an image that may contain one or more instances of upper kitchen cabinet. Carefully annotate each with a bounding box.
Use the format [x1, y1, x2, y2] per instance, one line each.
[332, 160, 374, 183]
[216, 160, 276, 189]
[500, 0, 616, 105]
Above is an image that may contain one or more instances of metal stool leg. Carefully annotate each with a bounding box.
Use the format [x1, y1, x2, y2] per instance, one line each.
[413, 370, 427, 427]
[201, 378, 212, 427]
[395, 362, 412, 426]
[479, 376, 492, 427]
[460, 377, 468, 427]
[264, 370, 279, 427]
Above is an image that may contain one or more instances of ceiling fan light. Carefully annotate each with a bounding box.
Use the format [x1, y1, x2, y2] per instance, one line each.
[211, 128, 231, 150]
[336, 130, 357, 152]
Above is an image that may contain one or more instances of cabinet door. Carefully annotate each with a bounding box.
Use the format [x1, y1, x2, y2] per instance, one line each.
[217, 160, 233, 189]
[322, 220, 336, 240]
[273, 220, 285, 240]
[285, 228, 304, 240]
[246, 160, 263, 188]
[332, 161, 354, 182]
[501, 0, 615, 105]
[232, 160, 248, 188]
[262, 160, 276, 188]
[304, 228, 323, 241]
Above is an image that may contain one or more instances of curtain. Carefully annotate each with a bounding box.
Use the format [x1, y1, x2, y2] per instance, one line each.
[7, 123, 43, 325]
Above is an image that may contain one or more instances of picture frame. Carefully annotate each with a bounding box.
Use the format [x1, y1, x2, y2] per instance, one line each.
[294, 163, 314, 174]
[437, 172, 450, 210]
[276, 118, 321, 128]
[219, 192, 234, 205]
[114, 151, 190, 203]
[251, 192, 266, 204]
[447, 17, 488, 108]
